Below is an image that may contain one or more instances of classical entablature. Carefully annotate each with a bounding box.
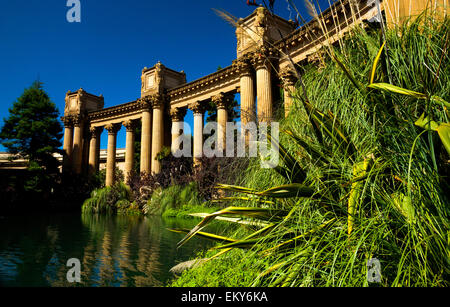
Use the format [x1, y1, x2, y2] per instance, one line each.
[168, 65, 240, 109]
[60, 0, 446, 186]
[88, 100, 142, 127]
[277, 0, 381, 70]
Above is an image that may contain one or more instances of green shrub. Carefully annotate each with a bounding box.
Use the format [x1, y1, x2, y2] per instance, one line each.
[82, 182, 132, 215]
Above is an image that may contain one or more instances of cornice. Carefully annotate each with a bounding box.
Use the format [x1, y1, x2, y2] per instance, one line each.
[274, 0, 372, 54]
[167, 65, 238, 102]
[88, 100, 141, 121]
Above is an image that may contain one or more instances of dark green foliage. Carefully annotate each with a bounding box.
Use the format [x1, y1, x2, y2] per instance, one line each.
[0, 81, 64, 211]
[82, 182, 133, 215]
[0, 81, 63, 172]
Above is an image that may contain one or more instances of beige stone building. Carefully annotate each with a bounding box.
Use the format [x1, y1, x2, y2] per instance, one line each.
[59, 0, 447, 186]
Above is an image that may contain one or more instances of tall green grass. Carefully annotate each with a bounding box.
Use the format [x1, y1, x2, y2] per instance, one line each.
[82, 182, 134, 215]
[172, 16, 449, 287]
[146, 182, 220, 218]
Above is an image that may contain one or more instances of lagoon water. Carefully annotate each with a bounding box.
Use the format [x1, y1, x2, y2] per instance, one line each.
[0, 213, 216, 287]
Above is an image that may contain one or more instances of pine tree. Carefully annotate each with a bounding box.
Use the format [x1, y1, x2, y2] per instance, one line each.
[0, 81, 63, 172]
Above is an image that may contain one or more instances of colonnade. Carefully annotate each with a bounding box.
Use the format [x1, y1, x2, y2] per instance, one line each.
[62, 56, 298, 187]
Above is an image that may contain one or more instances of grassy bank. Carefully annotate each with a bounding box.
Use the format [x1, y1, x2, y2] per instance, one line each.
[170, 17, 449, 287]
[147, 182, 221, 218]
[82, 181, 221, 218]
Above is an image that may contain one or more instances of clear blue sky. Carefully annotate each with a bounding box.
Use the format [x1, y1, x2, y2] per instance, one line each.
[0, 0, 331, 150]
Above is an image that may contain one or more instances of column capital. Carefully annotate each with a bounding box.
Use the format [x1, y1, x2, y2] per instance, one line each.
[251, 47, 278, 70]
[122, 119, 139, 132]
[72, 114, 86, 127]
[251, 52, 270, 71]
[62, 115, 74, 127]
[232, 56, 253, 77]
[188, 101, 205, 115]
[170, 107, 187, 122]
[105, 123, 121, 135]
[138, 96, 153, 110]
[212, 92, 233, 110]
[151, 93, 165, 109]
[279, 66, 298, 87]
[89, 126, 103, 138]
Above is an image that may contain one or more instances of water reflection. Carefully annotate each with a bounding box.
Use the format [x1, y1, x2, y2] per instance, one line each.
[0, 213, 220, 287]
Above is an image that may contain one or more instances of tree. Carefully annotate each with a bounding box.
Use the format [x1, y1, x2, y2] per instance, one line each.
[0, 80, 63, 172]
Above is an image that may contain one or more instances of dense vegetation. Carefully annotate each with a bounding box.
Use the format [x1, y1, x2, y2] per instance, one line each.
[81, 154, 246, 217]
[0, 81, 65, 212]
[171, 16, 449, 287]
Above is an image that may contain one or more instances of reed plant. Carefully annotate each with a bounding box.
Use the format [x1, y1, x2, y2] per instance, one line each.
[172, 13, 449, 287]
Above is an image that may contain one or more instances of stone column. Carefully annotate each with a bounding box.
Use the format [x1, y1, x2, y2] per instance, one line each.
[140, 97, 152, 175]
[123, 119, 138, 184]
[170, 107, 187, 155]
[151, 95, 164, 174]
[72, 116, 84, 174]
[279, 67, 297, 118]
[189, 102, 205, 164]
[234, 58, 255, 127]
[212, 93, 232, 153]
[88, 126, 102, 175]
[62, 117, 74, 172]
[253, 55, 273, 123]
[105, 123, 121, 187]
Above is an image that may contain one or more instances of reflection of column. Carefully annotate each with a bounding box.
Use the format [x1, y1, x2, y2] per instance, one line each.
[105, 123, 121, 187]
[123, 119, 137, 184]
[170, 108, 186, 154]
[234, 58, 255, 127]
[212, 93, 232, 153]
[189, 102, 205, 164]
[253, 55, 273, 122]
[99, 231, 114, 286]
[140, 97, 152, 175]
[88, 126, 102, 175]
[279, 67, 297, 118]
[63, 117, 74, 172]
[72, 116, 84, 174]
[151, 95, 164, 174]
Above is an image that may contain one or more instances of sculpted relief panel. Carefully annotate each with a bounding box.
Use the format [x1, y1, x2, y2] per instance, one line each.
[147, 74, 155, 89]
